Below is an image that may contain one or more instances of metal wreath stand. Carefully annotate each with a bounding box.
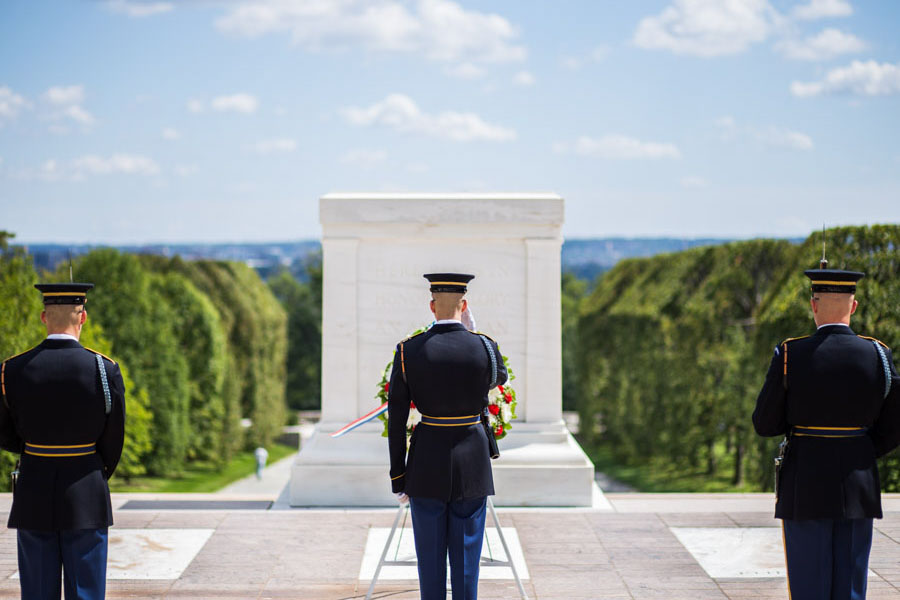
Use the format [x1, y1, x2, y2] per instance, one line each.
[365, 497, 528, 600]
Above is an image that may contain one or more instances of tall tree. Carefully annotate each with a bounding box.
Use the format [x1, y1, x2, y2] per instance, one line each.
[70, 249, 190, 474]
[268, 252, 322, 411]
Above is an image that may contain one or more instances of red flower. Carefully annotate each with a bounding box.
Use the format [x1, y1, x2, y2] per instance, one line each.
[384, 382, 390, 393]
[504, 393, 512, 404]
[495, 425, 503, 437]
[498, 385, 505, 394]
[488, 404, 500, 416]
[410, 401, 416, 410]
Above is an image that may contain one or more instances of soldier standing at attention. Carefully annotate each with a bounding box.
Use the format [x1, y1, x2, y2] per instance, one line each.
[753, 259, 900, 600]
[0, 282, 126, 600]
[388, 273, 507, 600]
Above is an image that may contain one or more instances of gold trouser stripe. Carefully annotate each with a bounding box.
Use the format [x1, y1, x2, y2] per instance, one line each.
[810, 280, 856, 286]
[1, 361, 5, 397]
[390, 473, 405, 481]
[782, 522, 792, 599]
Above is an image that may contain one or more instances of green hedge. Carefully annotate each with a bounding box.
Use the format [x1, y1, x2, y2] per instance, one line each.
[0, 237, 291, 481]
[576, 225, 900, 491]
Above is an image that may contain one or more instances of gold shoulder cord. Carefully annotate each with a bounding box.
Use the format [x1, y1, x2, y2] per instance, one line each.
[400, 342, 407, 383]
[782, 342, 788, 389]
[1, 361, 6, 408]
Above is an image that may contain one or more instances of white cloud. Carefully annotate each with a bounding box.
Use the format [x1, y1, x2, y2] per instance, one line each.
[174, 165, 198, 176]
[446, 63, 486, 80]
[559, 46, 608, 71]
[715, 116, 813, 150]
[41, 85, 94, 126]
[252, 138, 297, 154]
[776, 28, 864, 61]
[211, 93, 259, 114]
[44, 160, 68, 181]
[63, 105, 95, 125]
[214, 0, 525, 65]
[591, 45, 610, 62]
[791, 60, 900, 97]
[633, 0, 780, 57]
[560, 56, 581, 70]
[342, 93, 516, 142]
[162, 127, 181, 140]
[43, 85, 85, 105]
[0, 86, 30, 122]
[341, 149, 388, 168]
[513, 70, 536, 86]
[553, 135, 682, 159]
[681, 176, 710, 188]
[757, 127, 814, 150]
[793, 0, 852, 20]
[107, 1, 174, 17]
[73, 154, 160, 176]
[187, 98, 204, 113]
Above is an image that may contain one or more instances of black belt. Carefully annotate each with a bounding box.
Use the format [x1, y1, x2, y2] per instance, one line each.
[419, 414, 480, 427]
[24, 443, 96, 457]
[792, 426, 868, 438]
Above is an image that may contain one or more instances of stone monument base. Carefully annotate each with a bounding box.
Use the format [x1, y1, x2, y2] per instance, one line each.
[289, 421, 595, 507]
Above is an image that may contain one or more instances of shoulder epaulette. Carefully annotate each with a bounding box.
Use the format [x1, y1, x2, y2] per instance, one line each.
[401, 330, 426, 344]
[2, 347, 39, 407]
[2, 345, 38, 365]
[471, 331, 496, 343]
[858, 335, 890, 350]
[780, 335, 810, 389]
[84, 347, 117, 365]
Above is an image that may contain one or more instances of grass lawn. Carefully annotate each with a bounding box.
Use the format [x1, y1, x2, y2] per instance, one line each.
[109, 443, 297, 493]
[585, 442, 763, 493]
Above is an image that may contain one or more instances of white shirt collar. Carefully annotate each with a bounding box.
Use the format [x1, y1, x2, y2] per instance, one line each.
[434, 319, 462, 325]
[46, 333, 78, 341]
[817, 323, 850, 330]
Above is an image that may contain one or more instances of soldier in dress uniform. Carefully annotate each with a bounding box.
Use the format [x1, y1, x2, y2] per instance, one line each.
[387, 273, 507, 600]
[0, 282, 126, 600]
[753, 260, 900, 600]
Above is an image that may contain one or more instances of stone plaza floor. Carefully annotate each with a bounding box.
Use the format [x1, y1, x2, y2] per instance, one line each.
[0, 493, 897, 599]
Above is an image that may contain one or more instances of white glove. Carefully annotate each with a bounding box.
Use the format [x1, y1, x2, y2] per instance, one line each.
[461, 307, 477, 331]
[396, 492, 409, 504]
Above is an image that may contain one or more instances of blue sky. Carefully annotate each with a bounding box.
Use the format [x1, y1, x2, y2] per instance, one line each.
[1, 0, 898, 244]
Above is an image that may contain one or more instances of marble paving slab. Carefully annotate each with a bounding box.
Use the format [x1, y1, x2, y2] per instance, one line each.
[9, 529, 214, 581]
[671, 527, 786, 578]
[359, 527, 529, 581]
[672, 526, 877, 579]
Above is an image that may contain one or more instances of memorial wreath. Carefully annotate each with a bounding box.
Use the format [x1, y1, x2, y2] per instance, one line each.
[375, 324, 517, 440]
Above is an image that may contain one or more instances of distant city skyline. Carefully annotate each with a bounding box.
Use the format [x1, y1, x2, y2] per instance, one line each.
[1, 0, 899, 244]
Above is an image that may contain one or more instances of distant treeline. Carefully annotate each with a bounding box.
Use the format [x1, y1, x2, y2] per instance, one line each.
[24, 237, 791, 290]
[0, 232, 322, 488]
[567, 225, 900, 491]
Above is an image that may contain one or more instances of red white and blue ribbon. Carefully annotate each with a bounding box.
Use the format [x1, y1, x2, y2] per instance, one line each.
[331, 402, 389, 438]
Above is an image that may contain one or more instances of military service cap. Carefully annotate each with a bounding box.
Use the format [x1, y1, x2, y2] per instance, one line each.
[803, 269, 864, 294]
[424, 273, 474, 294]
[34, 283, 94, 305]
